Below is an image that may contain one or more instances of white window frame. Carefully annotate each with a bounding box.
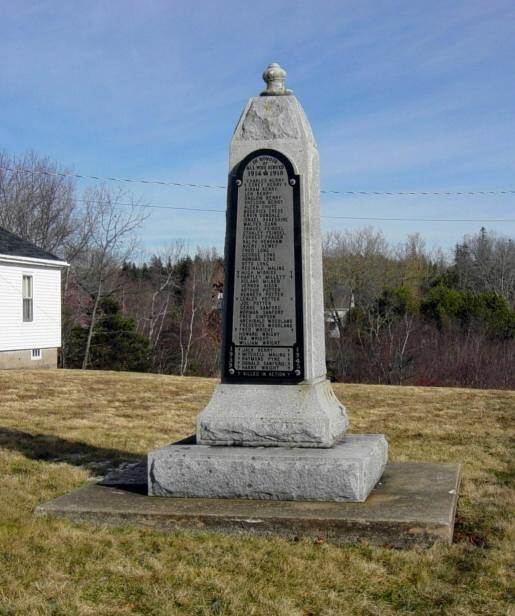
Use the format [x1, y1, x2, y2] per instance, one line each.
[22, 274, 33, 322]
[31, 348, 42, 360]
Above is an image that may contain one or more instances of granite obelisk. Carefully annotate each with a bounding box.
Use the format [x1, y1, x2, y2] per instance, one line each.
[148, 64, 387, 501]
[196, 62, 348, 448]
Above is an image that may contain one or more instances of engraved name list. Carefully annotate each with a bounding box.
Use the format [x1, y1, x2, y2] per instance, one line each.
[224, 151, 303, 382]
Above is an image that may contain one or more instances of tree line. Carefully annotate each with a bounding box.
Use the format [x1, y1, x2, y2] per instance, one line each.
[323, 228, 514, 389]
[1, 151, 513, 388]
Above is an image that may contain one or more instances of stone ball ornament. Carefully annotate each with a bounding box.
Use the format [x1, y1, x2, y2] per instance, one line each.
[261, 62, 293, 96]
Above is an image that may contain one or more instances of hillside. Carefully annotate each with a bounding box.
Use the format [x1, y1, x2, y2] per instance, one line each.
[0, 370, 513, 615]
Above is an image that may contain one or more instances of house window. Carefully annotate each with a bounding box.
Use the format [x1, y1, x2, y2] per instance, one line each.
[22, 275, 33, 322]
[31, 348, 41, 360]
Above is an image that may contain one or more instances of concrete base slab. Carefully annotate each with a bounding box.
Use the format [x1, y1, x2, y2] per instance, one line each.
[196, 381, 348, 448]
[148, 434, 388, 502]
[35, 461, 461, 548]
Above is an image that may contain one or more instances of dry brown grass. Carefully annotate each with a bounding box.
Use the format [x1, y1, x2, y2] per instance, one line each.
[0, 369, 513, 615]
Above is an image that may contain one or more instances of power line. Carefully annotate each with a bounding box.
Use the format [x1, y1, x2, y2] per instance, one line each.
[70, 197, 515, 224]
[1, 165, 225, 190]
[3, 165, 515, 198]
[322, 215, 515, 222]
[321, 189, 515, 196]
[82, 197, 225, 214]
[3, 166, 514, 223]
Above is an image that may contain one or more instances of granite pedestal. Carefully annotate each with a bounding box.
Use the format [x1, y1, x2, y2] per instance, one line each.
[197, 381, 348, 448]
[148, 434, 387, 502]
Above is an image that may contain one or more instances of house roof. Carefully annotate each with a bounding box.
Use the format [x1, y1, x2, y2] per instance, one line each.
[0, 227, 64, 262]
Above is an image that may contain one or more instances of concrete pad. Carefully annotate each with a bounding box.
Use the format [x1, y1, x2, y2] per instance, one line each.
[148, 434, 387, 502]
[35, 461, 461, 548]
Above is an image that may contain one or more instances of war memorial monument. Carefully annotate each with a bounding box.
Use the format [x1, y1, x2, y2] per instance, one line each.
[147, 62, 387, 501]
[37, 64, 461, 547]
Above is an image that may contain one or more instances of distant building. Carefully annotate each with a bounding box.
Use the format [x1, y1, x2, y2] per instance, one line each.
[325, 285, 355, 338]
[0, 228, 68, 369]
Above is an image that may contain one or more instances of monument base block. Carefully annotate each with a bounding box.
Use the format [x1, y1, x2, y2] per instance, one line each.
[196, 380, 349, 448]
[148, 434, 387, 502]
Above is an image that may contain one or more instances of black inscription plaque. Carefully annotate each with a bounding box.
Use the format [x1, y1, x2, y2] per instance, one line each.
[222, 149, 304, 384]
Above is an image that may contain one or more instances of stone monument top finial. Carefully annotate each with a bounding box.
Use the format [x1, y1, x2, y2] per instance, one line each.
[261, 62, 292, 96]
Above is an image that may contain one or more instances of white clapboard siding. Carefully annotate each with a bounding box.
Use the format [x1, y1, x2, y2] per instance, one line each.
[0, 261, 62, 351]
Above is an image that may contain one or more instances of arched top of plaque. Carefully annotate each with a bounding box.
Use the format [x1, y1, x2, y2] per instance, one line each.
[232, 149, 298, 181]
[222, 148, 304, 385]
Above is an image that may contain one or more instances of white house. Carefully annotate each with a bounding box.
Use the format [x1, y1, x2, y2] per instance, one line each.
[325, 289, 355, 338]
[0, 227, 68, 369]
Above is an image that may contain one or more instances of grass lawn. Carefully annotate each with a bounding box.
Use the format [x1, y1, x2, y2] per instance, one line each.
[0, 369, 513, 615]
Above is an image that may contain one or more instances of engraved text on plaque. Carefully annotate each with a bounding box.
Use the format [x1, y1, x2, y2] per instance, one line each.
[223, 149, 303, 383]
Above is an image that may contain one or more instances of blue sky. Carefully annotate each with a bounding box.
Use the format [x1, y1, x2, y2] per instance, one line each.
[2, 1, 514, 255]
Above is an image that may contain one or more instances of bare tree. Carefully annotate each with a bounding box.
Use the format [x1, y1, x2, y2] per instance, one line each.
[147, 247, 184, 355]
[178, 248, 222, 376]
[127, 242, 186, 372]
[323, 227, 395, 314]
[454, 228, 515, 303]
[323, 228, 396, 371]
[394, 233, 443, 289]
[0, 150, 80, 255]
[71, 186, 148, 369]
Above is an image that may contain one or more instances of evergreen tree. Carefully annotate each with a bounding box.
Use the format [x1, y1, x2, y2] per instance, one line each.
[67, 297, 150, 371]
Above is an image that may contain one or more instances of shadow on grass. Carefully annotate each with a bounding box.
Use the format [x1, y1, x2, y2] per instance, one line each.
[0, 426, 142, 475]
